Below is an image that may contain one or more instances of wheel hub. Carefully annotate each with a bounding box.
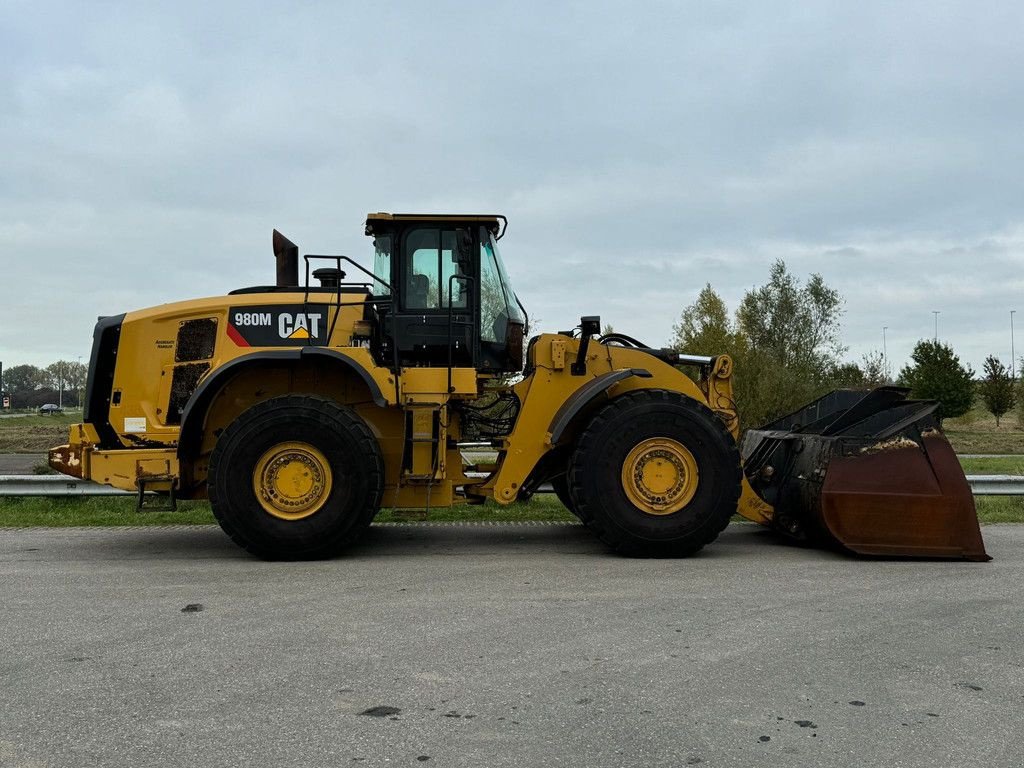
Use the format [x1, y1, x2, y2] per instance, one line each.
[253, 441, 332, 521]
[620, 437, 699, 515]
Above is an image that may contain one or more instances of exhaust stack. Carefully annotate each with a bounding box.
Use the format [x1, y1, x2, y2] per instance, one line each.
[273, 229, 299, 288]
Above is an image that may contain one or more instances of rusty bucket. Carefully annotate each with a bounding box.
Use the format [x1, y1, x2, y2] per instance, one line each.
[741, 387, 989, 561]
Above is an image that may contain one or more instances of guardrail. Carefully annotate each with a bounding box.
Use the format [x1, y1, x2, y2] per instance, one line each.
[1, 474, 1023, 497]
[0, 475, 138, 496]
[964, 475, 1024, 495]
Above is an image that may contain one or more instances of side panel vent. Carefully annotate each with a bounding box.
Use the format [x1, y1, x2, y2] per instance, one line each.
[167, 363, 210, 424]
[175, 318, 218, 362]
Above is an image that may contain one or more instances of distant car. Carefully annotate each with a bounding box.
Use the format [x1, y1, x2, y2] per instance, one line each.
[38, 404, 63, 415]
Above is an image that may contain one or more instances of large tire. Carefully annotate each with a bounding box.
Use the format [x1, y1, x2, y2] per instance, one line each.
[550, 472, 582, 520]
[568, 389, 741, 557]
[208, 395, 383, 560]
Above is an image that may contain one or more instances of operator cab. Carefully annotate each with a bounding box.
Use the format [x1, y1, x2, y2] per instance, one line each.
[364, 213, 526, 373]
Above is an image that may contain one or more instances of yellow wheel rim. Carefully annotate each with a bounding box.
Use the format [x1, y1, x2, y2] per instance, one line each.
[620, 437, 699, 516]
[252, 441, 332, 521]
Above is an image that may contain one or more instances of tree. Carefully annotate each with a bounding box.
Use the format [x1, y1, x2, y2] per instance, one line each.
[42, 360, 88, 408]
[0, 364, 54, 409]
[735, 259, 846, 379]
[829, 362, 866, 388]
[978, 355, 1015, 427]
[860, 350, 889, 386]
[670, 283, 746, 357]
[44, 360, 86, 391]
[898, 340, 975, 423]
[3, 365, 45, 397]
[1017, 374, 1024, 429]
[734, 262, 845, 425]
[669, 267, 849, 428]
[66, 361, 88, 396]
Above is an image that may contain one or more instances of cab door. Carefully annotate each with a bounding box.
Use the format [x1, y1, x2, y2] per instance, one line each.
[390, 226, 476, 368]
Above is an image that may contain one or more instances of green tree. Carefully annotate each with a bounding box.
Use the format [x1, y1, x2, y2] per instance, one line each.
[43, 360, 88, 409]
[731, 348, 821, 427]
[898, 340, 975, 423]
[735, 259, 845, 378]
[669, 267, 848, 428]
[44, 361, 87, 393]
[3, 365, 45, 397]
[735, 261, 845, 425]
[670, 283, 745, 357]
[860, 350, 889, 386]
[978, 355, 1015, 427]
[829, 362, 866, 388]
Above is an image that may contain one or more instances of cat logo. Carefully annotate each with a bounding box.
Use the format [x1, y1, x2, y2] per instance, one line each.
[278, 312, 322, 339]
[227, 305, 329, 347]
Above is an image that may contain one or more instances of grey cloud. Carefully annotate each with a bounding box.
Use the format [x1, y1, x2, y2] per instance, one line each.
[1, 0, 1022, 375]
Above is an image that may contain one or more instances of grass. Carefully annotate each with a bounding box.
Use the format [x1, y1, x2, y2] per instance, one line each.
[0, 411, 81, 453]
[945, 431, 1024, 455]
[974, 497, 1024, 524]
[943, 403, 1024, 455]
[959, 456, 1024, 475]
[0, 497, 216, 527]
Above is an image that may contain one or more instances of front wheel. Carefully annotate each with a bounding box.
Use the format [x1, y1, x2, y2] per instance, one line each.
[208, 395, 383, 559]
[550, 472, 582, 520]
[568, 389, 741, 556]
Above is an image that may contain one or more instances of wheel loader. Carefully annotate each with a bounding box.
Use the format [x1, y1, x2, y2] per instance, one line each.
[50, 213, 989, 561]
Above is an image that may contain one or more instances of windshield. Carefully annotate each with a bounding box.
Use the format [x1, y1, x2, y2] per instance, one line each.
[480, 233, 525, 342]
[371, 235, 392, 296]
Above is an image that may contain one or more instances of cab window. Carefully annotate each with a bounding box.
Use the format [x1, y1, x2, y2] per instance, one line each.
[403, 228, 465, 310]
[371, 235, 392, 296]
[479, 230, 524, 342]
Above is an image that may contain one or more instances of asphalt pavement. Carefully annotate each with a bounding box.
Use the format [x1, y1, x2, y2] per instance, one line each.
[0, 454, 45, 474]
[1, 522, 1022, 768]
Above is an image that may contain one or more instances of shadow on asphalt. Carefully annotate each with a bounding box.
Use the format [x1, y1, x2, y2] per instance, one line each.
[0, 521, 819, 563]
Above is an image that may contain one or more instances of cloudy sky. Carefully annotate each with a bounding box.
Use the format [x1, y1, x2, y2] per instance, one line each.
[2, 1, 1022, 377]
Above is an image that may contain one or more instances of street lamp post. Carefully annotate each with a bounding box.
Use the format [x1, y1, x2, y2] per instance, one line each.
[932, 311, 940, 342]
[78, 356, 83, 410]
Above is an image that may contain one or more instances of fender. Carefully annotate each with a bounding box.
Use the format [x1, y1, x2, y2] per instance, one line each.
[547, 368, 652, 445]
[178, 348, 387, 460]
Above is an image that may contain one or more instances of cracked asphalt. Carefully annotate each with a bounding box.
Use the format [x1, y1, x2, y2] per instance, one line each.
[1, 523, 1022, 767]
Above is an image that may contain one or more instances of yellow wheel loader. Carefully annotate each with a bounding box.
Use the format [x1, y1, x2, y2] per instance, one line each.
[50, 214, 988, 561]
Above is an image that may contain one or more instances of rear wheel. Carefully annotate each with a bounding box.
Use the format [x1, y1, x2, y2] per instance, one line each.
[208, 395, 383, 559]
[568, 389, 741, 556]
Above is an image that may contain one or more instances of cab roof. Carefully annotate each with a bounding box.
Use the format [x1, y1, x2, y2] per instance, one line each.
[364, 212, 505, 236]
